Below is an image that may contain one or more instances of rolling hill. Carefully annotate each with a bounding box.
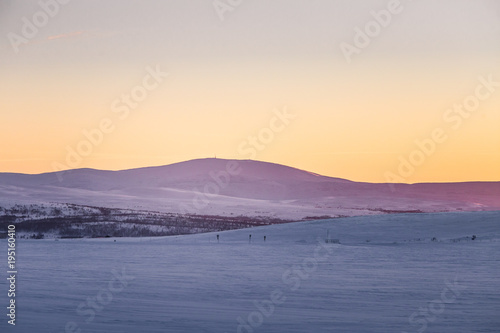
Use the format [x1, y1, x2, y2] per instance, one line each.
[1, 158, 499, 221]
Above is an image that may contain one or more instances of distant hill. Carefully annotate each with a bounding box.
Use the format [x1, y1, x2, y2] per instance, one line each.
[0, 158, 499, 220]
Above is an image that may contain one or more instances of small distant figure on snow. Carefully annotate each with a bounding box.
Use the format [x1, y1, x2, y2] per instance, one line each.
[217, 234, 219, 243]
[249, 234, 252, 243]
[264, 235, 266, 242]
[472, 235, 476, 240]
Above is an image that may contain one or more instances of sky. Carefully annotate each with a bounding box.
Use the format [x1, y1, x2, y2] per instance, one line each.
[1, 0, 499, 183]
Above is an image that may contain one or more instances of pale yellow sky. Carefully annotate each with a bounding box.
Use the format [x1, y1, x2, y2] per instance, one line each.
[1, 0, 499, 182]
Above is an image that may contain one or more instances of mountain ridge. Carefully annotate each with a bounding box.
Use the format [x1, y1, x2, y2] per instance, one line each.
[2, 157, 497, 185]
[0, 158, 499, 220]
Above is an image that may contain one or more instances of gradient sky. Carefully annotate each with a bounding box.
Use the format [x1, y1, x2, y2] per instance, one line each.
[1, 0, 499, 183]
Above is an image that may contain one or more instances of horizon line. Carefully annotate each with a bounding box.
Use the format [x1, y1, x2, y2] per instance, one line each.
[1, 157, 499, 185]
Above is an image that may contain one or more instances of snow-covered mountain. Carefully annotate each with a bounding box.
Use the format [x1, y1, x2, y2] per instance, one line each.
[0, 158, 499, 220]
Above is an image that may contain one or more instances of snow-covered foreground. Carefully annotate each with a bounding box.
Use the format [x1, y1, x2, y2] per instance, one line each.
[1, 211, 499, 332]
